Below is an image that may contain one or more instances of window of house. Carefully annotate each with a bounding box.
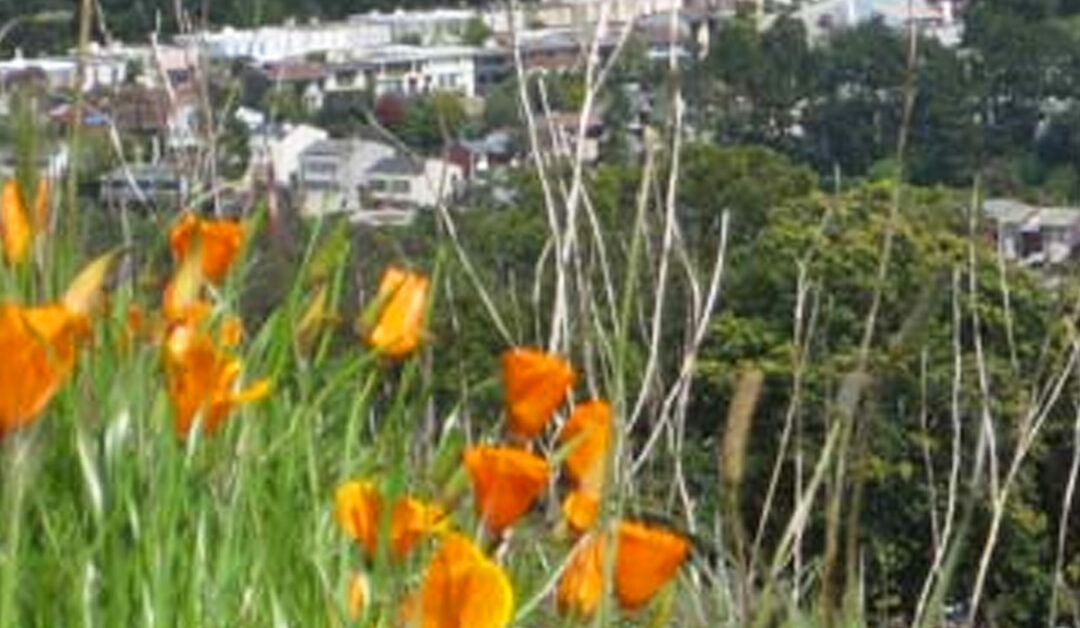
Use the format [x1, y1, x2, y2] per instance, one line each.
[370, 179, 389, 192]
[305, 162, 338, 176]
[391, 180, 410, 194]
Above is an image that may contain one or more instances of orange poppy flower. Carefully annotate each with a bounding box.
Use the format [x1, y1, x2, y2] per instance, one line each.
[169, 213, 244, 285]
[366, 267, 429, 359]
[557, 533, 606, 618]
[500, 348, 575, 439]
[556, 522, 690, 617]
[1, 180, 32, 266]
[419, 533, 513, 628]
[614, 522, 690, 609]
[464, 446, 550, 535]
[163, 324, 270, 439]
[0, 303, 90, 438]
[559, 400, 612, 491]
[562, 490, 601, 534]
[335, 480, 447, 560]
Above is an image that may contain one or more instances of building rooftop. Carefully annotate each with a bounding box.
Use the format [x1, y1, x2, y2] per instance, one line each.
[1032, 207, 1080, 229]
[369, 154, 423, 176]
[983, 199, 1080, 230]
[301, 138, 395, 160]
[350, 9, 478, 25]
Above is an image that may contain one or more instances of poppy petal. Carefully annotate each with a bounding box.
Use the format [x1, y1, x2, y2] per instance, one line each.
[501, 348, 575, 439]
[464, 446, 549, 535]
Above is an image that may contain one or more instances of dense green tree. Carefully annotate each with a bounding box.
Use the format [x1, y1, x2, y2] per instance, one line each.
[461, 15, 489, 46]
[482, 79, 520, 131]
[677, 143, 817, 247]
[218, 109, 250, 180]
[698, 179, 1064, 626]
[397, 92, 467, 152]
[802, 19, 906, 177]
[907, 40, 979, 186]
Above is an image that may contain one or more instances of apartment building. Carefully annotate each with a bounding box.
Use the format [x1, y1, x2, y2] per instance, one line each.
[533, 0, 685, 27]
[177, 20, 393, 62]
[350, 9, 477, 45]
[325, 45, 479, 99]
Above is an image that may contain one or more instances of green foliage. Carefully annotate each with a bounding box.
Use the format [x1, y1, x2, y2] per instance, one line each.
[482, 79, 520, 131]
[461, 15, 489, 46]
[260, 87, 308, 124]
[218, 111, 251, 180]
[397, 92, 467, 152]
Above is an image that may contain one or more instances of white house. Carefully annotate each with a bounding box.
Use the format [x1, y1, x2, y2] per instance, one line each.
[100, 163, 190, 209]
[297, 138, 396, 216]
[983, 199, 1080, 268]
[250, 123, 329, 187]
[0, 54, 78, 91]
[366, 154, 463, 209]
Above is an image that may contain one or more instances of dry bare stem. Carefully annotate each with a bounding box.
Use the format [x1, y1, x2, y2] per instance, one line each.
[910, 268, 965, 628]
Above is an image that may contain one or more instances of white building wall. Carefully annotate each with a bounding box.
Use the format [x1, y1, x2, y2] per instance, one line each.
[535, 0, 683, 26]
[181, 22, 393, 62]
[261, 125, 329, 186]
[367, 48, 477, 98]
[370, 159, 461, 207]
[298, 140, 396, 216]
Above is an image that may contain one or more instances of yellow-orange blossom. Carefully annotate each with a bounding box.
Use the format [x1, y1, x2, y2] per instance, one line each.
[366, 266, 429, 359]
[335, 480, 446, 560]
[169, 213, 244, 285]
[418, 533, 513, 628]
[0, 304, 89, 439]
[163, 323, 269, 439]
[1, 179, 48, 267]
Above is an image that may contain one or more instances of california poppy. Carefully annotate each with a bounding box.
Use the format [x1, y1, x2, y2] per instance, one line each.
[419, 533, 513, 628]
[219, 315, 244, 348]
[0, 303, 90, 438]
[562, 490, 601, 534]
[500, 348, 575, 439]
[169, 213, 244, 285]
[614, 522, 690, 609]
[557, 533, 606, 618]
[366, 267, 429, 359]
[1, 180, 32, 266]
[556, 521, 690, 617]
[559, 400, 612, 491]
[163, 324, 269, 439]
[335, 480, 446, 560]
[464, 446, 549, 535]
[162, 234, 211, 328]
